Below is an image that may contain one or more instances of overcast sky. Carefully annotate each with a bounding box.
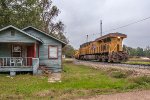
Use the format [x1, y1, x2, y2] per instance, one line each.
[53, 0, 150, 49]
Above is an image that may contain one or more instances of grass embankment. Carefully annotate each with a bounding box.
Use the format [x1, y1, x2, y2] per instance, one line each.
[124, 57, 150, 65]
[124, 61, 150, 65]
[0, 61, 150, 100]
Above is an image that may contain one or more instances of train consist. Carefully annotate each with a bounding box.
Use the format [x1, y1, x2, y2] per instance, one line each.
[74, 33, 128, 62]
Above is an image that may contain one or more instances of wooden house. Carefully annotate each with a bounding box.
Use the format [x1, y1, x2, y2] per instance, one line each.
[0, 25, 66, 76]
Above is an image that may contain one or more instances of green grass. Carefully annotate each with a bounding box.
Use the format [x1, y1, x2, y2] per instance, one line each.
[124, 61, 150, 65]
[0, 62, 150, 100]
[125, 57, 150, 65]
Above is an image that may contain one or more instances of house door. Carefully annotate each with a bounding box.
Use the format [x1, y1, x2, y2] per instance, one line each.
[27, 46, 34, 66]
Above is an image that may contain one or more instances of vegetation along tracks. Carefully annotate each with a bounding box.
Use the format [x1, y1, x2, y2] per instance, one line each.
[75, 60, 150, 70]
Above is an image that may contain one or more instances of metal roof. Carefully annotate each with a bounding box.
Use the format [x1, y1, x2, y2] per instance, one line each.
[95, 33, 127, 41]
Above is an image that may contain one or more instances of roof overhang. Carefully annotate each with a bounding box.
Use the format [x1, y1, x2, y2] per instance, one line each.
[22, 26, 67, 46]
[0, 25, 43, 43]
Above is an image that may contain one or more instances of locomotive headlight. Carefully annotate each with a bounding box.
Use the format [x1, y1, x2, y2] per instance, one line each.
[117, 36, 120, 39]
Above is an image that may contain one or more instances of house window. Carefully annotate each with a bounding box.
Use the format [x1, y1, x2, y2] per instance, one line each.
[11, 30, 15, 36]
[48, 45, 58, 59]
[12, 45, 22, 57]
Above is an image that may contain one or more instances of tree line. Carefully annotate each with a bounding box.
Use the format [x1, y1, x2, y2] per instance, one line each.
[62, 45, 150, 58]
[123, 45, 150, 58]
[0, 0, 68, 43]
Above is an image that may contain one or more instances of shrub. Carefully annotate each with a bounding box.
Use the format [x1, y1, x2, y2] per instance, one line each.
[108, 68, 134, 79]
[63, 59, 74, 64]
[132, 76, 150, 85]
[110, 71, 127, 78]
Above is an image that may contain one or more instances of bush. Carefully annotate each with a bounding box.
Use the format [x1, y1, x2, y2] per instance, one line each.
[126, 83, 139, 89]
[132, 76, 150, 85]
[108, 68, 134, 79]
[110, 71, 127, 78]
[63, 59, 74, 64]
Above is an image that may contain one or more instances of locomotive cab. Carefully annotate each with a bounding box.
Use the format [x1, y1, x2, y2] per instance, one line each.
[110, 36, 125, 52]
[107, 33, 128, 62]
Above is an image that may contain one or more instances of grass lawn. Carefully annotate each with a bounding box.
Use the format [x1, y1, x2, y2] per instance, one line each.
[0, 62, 150, 100]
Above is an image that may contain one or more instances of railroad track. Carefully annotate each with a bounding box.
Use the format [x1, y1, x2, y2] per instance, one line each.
[75, 60, 150, 70]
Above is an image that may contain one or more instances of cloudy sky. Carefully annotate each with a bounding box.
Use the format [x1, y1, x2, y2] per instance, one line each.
[53, 0, 150, 49]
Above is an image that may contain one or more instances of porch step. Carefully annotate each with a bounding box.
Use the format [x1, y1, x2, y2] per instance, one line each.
[39, 66, 52, 75]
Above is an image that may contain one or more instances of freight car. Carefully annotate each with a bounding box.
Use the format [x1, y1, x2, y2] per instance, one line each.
[74, 33, 128, 62]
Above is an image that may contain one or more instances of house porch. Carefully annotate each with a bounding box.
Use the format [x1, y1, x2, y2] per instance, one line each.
[0, 43, 39, 76]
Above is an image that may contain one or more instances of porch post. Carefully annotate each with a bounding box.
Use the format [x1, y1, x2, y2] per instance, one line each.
[32, 58, 39, 75]
[34, 42, 37, 58]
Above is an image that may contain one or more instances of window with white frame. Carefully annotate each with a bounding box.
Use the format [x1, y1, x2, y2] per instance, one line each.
[12, 45, 22, 57]
[48, 46, 58, 59]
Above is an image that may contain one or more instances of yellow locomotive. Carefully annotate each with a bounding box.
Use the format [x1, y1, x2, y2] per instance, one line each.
[74, 32, 128, 62]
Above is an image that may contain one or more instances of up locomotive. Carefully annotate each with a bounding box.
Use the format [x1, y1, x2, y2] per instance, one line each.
[74, 33, 128, 62]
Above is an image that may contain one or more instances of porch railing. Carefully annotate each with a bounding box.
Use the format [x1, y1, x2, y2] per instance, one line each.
[0, 57, 33, 67]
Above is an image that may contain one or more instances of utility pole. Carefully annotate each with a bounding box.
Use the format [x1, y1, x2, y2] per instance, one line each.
[100, 20, 102, 37]
[86, 35, 88, 42]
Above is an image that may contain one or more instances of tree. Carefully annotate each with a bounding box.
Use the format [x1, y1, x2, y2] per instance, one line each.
[40, 1, 60, 33]
[0, 0, 42, 28]
[0, 0, 67, 43]
[144, 46, 150, 58]
[123, 45, 137, 56]
[136, 47, 144, 56]
[62, 45, 75, 58]
[124, 45, 150, 57]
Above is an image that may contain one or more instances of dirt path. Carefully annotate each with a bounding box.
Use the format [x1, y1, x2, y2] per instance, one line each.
[77, 90, 150, 100]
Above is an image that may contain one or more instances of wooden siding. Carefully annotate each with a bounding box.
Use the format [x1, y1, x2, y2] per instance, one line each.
[0, 43, 34, 57]
[24, 29, 62, 72]
[0, 44, 11, 57]
[0, 29, 37, 43]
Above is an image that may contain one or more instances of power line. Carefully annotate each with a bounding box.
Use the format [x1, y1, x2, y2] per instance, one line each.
[87, 16, 150, 36]
[103, 16, 150, 33]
